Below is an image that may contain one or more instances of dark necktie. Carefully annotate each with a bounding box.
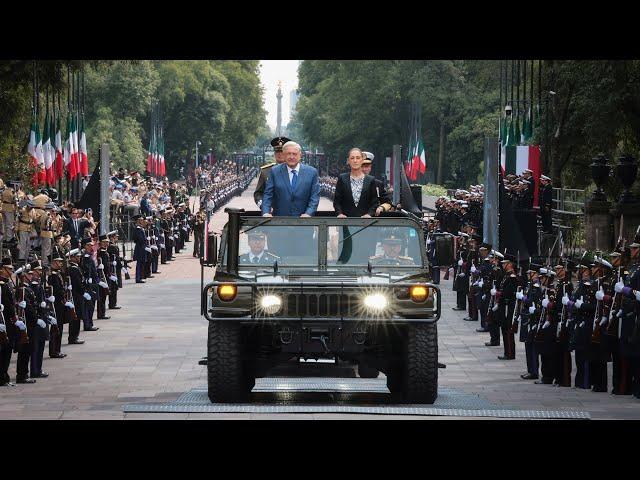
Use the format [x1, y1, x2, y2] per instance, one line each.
[252, 256, 259, 264]
[291, 170, 298, 190]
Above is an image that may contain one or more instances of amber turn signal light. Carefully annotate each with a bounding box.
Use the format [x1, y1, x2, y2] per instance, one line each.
[217, 284, 237, 302]
[409, 285, 429, 303]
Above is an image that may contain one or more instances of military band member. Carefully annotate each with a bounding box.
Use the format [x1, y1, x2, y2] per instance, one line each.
[254, 136, 290, 209]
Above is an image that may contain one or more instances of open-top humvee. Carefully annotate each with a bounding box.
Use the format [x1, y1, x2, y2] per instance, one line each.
[201, 208, 447, 404]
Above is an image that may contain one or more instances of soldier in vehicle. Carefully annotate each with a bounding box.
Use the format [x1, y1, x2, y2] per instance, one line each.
[254, 136, 290, 209]
[369, 233, 415, 266]
[239, 231, 280, 265]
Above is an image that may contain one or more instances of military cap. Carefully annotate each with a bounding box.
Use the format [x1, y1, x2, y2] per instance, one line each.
[67, 248, 81, 257]
[362, 151, 374, 162]
[98, 234, 109, 241]
[501, 253, 517, 264]
[30, 261, 42, 271]
[630, 242, 640, 248]
[594, 256, 613, 269]
[81, 237, 94, 246]
[270, 136, 291, 152]
[523, 168, 533, 174]
[132, 214, 143, 221]
[540, 175, 551, 181]
[491, 250, 504, 259]
[107, 230, 118, 237]
[1, 258, 14, 270]
[247, 230, 266, 240]
[609, 251, 622, 258]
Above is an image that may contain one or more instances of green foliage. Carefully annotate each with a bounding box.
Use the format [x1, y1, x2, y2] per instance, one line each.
[422, 184, 448, 197]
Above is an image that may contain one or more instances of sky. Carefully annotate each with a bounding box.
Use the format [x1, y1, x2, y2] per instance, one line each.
[259, 60, 300, 131]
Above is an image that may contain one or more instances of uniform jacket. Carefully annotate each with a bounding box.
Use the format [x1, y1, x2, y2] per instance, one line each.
[261, 163, 320, 216]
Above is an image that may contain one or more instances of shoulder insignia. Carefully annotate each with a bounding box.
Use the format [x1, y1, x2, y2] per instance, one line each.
[260, 163, 276, 169]
[264, 252, 281, 259]
[510, 274, 517, 278]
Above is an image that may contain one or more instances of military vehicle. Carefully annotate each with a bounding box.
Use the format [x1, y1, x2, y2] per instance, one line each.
[201, 208, 452, 404]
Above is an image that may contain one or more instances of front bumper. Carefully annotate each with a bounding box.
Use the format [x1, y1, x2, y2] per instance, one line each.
[201, 281, 441, 324]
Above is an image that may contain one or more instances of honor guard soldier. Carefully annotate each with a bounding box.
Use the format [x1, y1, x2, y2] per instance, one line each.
[254, 136, 290, 209]
[452, 233, 470, 311]
[588, 256, 614, 392]
[39, 202, 58, 266]
[66, 249, 86, 344]
[16, 199, 36, 265]
[474, 246, 492, 332]
[564, 262, 595, 389]
[28, 260, 49, 379]
[47, 253, 67, 358]
[614, 242, 640, 398]
[193, 206, 206, 258]
[0, 257, 18, 386]
[605, 251, 631, 395]
[519, 263, 543, 379]
[533, 266, 558, 383]
[553, 261, 574, 386]
[1, 181, 18, 242]
[485, 251, 504, 346]
[132, 215, 148, 283]
[495, 253, 518, 360]
[463, 235, 480, 321]
[239, 231, 280, 265]
[96, 235, 112, 320]
[540, 175, 553, 233]
[107, 230, 123, 303]
[15, 262, 38, 382]
[80, 238, 99, 331]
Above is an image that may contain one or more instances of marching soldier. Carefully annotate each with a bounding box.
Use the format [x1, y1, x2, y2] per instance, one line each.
[254, 136, 290, 209]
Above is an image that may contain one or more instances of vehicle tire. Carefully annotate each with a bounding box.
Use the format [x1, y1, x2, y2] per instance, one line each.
[358, 363, 379, 378]
[385, 364, 403, 394]
[403, 322, 438, 404]
[207, 321, 249, 403]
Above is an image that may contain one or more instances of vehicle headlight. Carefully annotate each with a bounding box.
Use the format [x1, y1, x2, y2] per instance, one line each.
[259, 294, 282, 314]
[217, 284, 237, 302]
[410, 285, 429, 303]
[363, 293, 388, 311]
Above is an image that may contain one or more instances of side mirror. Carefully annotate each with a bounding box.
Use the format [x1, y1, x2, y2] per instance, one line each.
[201, 233, 218, 266]
[434, 234, 454, 267]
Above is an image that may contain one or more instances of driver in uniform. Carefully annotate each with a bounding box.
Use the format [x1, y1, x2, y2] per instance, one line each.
[239, 231, 280, 265]
[369, 233, 415, 265]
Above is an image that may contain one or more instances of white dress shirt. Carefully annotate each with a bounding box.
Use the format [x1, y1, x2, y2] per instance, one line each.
[287, 163, 301, 185]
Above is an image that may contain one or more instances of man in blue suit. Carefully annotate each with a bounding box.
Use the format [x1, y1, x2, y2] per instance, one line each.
[261, 141, 320, 217]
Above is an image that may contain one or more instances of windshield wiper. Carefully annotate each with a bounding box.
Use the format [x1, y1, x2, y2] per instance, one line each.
[339, 220, 379, 244]
[243, 218, 272, 235]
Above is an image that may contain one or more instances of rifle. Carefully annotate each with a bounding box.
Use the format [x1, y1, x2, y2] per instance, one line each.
[486, 280, 497, 325]
[15, 274, 29, 346]
[592, 278, 602, 344]
[534, 280, 548, 343]
[606, 266, 623, 336]
[556, 281, 568, 342]
[0, 283, 9, 347]
[510, 286, 523, 334]
[43, 267, 60, 340]
[62, 257, 78, 324]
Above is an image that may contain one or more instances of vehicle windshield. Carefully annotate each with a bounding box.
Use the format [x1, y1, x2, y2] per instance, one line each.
[327, 225, 423, 266]
[232, 225, 319, 267]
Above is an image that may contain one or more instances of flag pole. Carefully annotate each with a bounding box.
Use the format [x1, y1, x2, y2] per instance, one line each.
[66, 66, 70, 203]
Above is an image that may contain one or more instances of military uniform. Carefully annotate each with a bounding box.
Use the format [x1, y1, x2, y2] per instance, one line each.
[47, 258, 67, 358]
[0, 259, 17, 385]
[496, 256, 518, 360]
[1, 185, 16, 241]
[80, 240, 99, 331]
[239, 251, 280, 265]
[16, 204, 36, 263]
[254, 136, 290, 209]
[566, 269, 595, 389]
[553, 268, 574, 387]
[193, 209, 206, 258]
[67, 251, 86, 343]
[617, 244, 640, 398]
[540, 175, 553, 233]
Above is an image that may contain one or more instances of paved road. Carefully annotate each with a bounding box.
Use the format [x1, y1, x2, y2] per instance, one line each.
[1, 180, 639, 419]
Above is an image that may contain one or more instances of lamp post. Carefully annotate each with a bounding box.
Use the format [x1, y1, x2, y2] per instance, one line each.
[195, 140, 201, 169]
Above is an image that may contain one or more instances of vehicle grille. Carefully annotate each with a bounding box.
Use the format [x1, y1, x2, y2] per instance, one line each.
[281, 292, 390, 318]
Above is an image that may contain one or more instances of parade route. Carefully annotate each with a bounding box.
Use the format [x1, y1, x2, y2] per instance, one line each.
[0, 181, 639, 419]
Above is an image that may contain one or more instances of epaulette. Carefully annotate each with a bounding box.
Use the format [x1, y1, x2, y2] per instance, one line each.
[260, 163, 276, 169]
[264, 252, 281, 259]
[510, 274, 517, 278]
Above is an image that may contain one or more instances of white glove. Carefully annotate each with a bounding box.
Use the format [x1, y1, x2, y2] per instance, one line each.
[579, 321, 585, 328]
[595, 288, 605, 301]
[458, 259, 463, 266]
[479, 279, 484, 288]
[98, 281, 109, 289]
[147, 236, 151, 241]
[562, 294, 569, 306]
[37, 319, 46, 328]
[0, 324, 5, 333]
[516, 291, 524, 300]
[67, 285, 73, 291]
[87, 278, 92, 284]
[145, 247, 152, 253]
[528, 306, 536, 315]
[482, 295, 486, 301]
[109, 275, 117, 282]
[15, 320, 26, 331]
[635, 290, 640, 302]
[154, 236, 158, 240]
[47, 295, 55, 303]
[65, 301, 75, 308]
[470, 265, 477, 274]
[83, 292, 92, 301]
[459, 273, 465, 278]
[542, 298, 549, 308]
[617, 310, 623, 318]
[543, 320, 551, 329]
[0, 304, 3, 312]
[97, 263, 104, 270]
[151, 245, 158, 250]
[492, 304, 499, 312]
[615, 281, 624, 293]
[40, 301, 47, 308]
[490, 288, 497, 296]
[18, 300, 26, 309]
[49, 316, 57, 326]
[112, 261, 117, 266]
[600, 316, 608, 326]
[122, 268, 129, 275]
[575, 296, 584, 309]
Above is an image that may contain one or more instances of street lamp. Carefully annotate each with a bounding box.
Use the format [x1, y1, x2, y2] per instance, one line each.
[195, 140, 202, 169]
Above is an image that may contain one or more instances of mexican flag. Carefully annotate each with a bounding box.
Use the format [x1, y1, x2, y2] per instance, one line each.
[64, 113, 78, 180]
[43, 110, 54, 185]
[500, 145, 542, 206]
[158, 133, 165, 177]
[79, 115, 89, 176]
[71, 115, 80, 177]
[28, 118, 39, 186]
[146, 130, 155, 175]
[55, 111, 64, 182]
[35, 120, 46, 185]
